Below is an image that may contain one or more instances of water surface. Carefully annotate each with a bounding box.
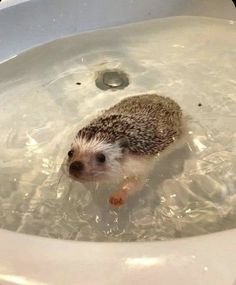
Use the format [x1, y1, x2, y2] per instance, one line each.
[0, 16, 236, 241]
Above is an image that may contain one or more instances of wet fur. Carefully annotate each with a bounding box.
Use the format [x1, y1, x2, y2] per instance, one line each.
[77, 94, 183, 155]
[63, 94, 184, 205]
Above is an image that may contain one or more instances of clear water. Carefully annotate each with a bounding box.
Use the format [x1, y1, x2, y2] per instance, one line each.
[0, 17, 236, 241]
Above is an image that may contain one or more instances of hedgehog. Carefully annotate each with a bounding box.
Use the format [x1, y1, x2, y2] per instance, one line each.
[63, 94, 183, 207]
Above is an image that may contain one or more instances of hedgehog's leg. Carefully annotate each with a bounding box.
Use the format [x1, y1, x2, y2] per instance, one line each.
[109, 176, 141, 207]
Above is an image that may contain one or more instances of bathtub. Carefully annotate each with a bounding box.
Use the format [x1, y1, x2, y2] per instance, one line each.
[0, 0, 236, 284]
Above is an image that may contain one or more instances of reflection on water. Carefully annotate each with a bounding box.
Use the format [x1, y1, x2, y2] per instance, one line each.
[0, 17, 236, 241]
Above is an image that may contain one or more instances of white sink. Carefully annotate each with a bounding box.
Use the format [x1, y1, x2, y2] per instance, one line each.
[0, 1, 236, 284]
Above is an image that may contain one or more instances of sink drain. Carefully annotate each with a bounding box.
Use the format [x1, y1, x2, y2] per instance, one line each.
[95, 69, 129, 91]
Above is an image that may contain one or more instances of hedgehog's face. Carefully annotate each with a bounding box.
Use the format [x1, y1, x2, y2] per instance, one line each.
[63, 137, 128, 182]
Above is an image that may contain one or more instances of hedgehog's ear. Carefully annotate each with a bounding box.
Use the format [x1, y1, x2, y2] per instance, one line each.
[118, 137, 129, 153]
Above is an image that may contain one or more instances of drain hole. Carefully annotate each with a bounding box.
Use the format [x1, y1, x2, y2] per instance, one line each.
[95, 69, 129, 91]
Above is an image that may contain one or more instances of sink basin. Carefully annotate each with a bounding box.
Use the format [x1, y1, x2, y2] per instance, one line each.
[0, 1, 236, 285]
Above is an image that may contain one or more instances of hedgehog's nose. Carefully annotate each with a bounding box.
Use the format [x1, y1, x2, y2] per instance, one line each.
[69, 161, 84, 176]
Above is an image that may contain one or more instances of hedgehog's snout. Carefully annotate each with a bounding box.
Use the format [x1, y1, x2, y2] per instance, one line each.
[69, 161, 84, 177]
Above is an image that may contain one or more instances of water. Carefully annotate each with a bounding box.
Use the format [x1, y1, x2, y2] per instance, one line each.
[0, 16, 236, 241]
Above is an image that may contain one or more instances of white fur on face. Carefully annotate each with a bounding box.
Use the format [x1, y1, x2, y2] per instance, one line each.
[68, 136, 124, 181]
[74, 137, 120, 157]
[62, 136, 153, 184]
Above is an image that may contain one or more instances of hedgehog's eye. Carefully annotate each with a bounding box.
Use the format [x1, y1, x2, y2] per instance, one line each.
[68, 149, 74, 158]
[96, 153, 106, 163]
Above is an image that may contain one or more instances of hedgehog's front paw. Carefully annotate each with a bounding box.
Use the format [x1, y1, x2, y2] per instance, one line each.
[109, 191, 127, 207]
